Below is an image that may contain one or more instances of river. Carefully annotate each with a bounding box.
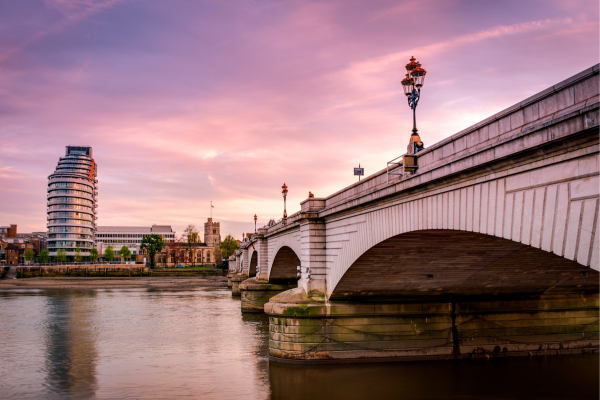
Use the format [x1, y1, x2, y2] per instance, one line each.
[0, 288, 597, 399]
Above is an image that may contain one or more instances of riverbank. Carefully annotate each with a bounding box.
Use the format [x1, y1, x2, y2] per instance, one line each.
[0, 275, 228, 290]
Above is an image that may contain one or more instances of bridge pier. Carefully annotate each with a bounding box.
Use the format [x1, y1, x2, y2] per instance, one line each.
[266, 288, 599, 363]
[240, 277, 297, 313]
[230, 274, 249, 297]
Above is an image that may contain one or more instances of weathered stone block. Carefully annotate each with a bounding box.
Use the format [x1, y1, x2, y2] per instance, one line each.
[442, 142, 454, 159]
[488, 121, 500, 139]
[575, 74, 600, 103]
[571, 176, 600, 199]
[499, 115, 512, 135]
[454, 135, 467, 153]
[510, 109, 524, 130]
[523, 102, 540, 124]
[584, 109, 598, 129]
[539, 87, 575, 118]
[522, 129, 547, 149]
[477, 125, 489, 143]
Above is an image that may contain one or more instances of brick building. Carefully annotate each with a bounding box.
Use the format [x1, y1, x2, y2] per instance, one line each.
[0, 225, 47, 264]
[2, 242, 35, 266]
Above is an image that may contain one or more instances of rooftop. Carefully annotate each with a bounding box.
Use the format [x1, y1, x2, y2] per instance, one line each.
[97, 225, 174, 233]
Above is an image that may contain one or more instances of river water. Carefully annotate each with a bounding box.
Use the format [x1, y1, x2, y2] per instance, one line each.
[0, 288, 597, 400]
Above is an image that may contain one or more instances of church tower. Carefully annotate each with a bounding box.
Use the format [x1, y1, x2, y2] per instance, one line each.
[204, 218, 221, 247]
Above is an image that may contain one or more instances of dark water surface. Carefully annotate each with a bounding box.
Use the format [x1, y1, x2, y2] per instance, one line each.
[0, 289, 597, 400]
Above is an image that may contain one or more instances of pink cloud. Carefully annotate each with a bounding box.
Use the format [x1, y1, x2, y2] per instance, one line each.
[0, 0, 597, 238]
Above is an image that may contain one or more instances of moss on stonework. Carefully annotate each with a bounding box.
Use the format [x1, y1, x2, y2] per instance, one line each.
[283, 305, 311, 316]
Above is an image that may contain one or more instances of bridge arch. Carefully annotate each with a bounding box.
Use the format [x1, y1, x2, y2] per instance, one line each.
[249, 250, 257, 277]
[267, 230, 301, 280]
[330, 229, 598, 300]
[326, 175, 599, 298]
[268, 246, 301, 284]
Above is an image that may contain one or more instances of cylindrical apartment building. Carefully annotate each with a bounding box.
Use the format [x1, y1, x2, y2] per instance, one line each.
[47, 146, 98, 258]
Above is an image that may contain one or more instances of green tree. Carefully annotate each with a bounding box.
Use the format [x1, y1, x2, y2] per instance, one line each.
[74, 246, 83, 262]
[183, 225, 200, 266]
[56, 249, 67, 263]
[214, 247, 223, 268]
[24, 249, 35, 263]
[118, 246, 132, 262]
[220, 235, 239, 258]
[104, 246, 115, 263]
[141, 234, 164, 268]
[39, 249, 50, 263]
[89, 248, 99, 264]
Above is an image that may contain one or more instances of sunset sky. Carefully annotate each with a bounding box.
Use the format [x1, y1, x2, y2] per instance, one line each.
[1, 0, 598, 239]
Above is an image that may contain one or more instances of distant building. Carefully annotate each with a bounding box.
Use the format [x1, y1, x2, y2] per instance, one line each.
[0, 224, 16, 238]
[157, 218, 222, 267]
[157, 242, 218, 266]
[95, 225, 175, 258]
[204, 218, 221, 247]
[3, 242, 35, 265]
[0, 225, 47, 264]
[47, 146, 98, 258]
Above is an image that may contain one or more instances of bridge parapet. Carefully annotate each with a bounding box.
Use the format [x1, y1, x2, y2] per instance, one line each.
[321, 65, 599, 216]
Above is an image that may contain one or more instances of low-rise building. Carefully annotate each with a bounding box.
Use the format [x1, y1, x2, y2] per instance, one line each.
[95, 225, 176, 258]
[2, 241, 35, 265]
[0, 225, 47, 264]
[0, 224, 17, 238]
[155, 218, 223, 267]
[157, 242, 220, 266]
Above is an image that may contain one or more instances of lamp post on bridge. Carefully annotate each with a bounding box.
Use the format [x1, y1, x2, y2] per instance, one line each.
[254, 214, 257, 233]
[282, 183, 288, 224]
[401, 56, 427, 155]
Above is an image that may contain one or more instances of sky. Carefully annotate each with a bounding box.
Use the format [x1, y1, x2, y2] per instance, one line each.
[0, 0, 598, 239]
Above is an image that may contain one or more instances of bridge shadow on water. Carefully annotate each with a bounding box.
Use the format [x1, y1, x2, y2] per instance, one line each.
[267, 353, 599, 400]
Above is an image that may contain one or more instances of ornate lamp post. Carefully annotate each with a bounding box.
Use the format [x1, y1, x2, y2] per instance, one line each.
[282, 183, 288, 223]
[254, 214, 257, 233]
[401, 56, 427, 154]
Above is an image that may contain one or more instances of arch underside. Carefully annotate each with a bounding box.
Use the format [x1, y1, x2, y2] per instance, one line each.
[249, 251, 257, 277]
[269, 246, 300, 284]
[331, 230, 598, 301]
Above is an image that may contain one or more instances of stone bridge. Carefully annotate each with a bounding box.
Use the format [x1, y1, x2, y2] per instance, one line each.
[230, 65, 599, 363]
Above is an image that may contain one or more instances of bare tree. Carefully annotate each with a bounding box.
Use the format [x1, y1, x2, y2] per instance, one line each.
[166, 235, 183, 267]
[183, 224, 200, 267]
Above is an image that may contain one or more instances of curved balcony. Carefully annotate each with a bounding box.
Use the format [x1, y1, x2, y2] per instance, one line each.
[48, 226, 95, 234]
[48, 182, 94, 191]
[48, 212, 94, 221]
[48, 197, 94, 206]
[47, 205, 95, 214]
[48, 192, 94, 201]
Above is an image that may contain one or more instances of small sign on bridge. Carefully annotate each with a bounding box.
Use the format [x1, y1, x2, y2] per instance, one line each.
[354, 165, 364, 181]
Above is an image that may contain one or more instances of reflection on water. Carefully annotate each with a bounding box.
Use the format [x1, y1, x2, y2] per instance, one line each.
[0, 289, 597, 400]
[44, 292, 98, 398]
[269, 354, 599, 400]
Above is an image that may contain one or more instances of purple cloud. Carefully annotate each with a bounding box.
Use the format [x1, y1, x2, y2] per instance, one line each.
[0, 0, 598, 238]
